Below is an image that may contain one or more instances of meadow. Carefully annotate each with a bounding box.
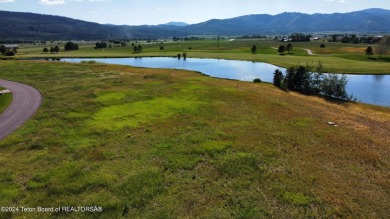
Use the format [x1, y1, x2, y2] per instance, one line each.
[0, 89, 12, 114]
[0, 60, 389, 218]
[12, 38, 390, 74]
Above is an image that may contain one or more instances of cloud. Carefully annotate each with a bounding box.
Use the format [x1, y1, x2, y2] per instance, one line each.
[0, 0, 15, 2]
[39, 0, 107, 5]
[39, 0, 66, 5]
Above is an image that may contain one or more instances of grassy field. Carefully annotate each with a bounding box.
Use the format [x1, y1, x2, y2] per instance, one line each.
[0, 86, 12, 114]
[0, 60, 389, 218]
[10, 39, 390, 74]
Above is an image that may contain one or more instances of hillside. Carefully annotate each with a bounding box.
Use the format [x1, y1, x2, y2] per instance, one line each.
[1, 8, 390, 41]
[185, 8, 390, 34]
[0, 11, 187, 41]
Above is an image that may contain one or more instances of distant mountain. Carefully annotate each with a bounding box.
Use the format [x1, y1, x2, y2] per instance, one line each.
[0, 9, 389, 42]
[160, 22, 188, 27]
[184, 9, 390, 35]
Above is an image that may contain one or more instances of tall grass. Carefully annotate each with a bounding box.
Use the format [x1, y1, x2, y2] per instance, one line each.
[0, 93, 12, 113]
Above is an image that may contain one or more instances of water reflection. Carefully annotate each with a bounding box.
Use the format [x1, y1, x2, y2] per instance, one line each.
[374, 75, 385, 82]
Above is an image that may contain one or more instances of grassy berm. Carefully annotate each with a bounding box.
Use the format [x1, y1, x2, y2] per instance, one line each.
[0, 61, 389, 218]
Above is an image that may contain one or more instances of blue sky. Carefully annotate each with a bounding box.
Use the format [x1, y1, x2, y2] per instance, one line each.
[1, 0, 390, 25]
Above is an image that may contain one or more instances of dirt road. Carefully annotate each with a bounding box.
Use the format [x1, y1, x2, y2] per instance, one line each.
[0, 79, 42, 141]
[303, 49, 314, 55]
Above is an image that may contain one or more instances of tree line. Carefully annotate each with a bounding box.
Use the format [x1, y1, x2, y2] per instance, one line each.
[42, 41, 80, 54]
[331, 34, 383, 44]
[273, 62, 353, 100]
[289, 33, 312, 42]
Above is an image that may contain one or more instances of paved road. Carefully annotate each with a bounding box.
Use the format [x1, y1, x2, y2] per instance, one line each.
[0, 79, 42, 141]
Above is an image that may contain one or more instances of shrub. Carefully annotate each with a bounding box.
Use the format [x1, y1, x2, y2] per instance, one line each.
[5, 51, 15, 56]
[81, 60, 98, 64]
[278, 45, 286, 55]
[251, 45, 257, 54]
[253, 78, 262, 83]
[64, 41, 79, 51]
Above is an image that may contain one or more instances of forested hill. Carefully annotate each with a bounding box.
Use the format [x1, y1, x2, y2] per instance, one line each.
[1, 8, 390, 42]
[0, 11, 187, 42]
[0, 11, 121, 41]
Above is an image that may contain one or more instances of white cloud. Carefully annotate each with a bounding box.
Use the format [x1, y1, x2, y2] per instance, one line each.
[39, 0, 66, 5]
[0, 0, 15, 2]
[39, 0, 107, 5]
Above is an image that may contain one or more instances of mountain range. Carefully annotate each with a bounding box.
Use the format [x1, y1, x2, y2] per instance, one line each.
[0, 8, 389, 42]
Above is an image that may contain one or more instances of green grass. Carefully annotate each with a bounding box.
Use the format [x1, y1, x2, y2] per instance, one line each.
[11, 39, 390, 74]
[0, 61, 389, 218]
[0, 92, 12, 114]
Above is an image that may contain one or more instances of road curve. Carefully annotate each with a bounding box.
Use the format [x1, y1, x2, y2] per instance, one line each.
[0, 79, 42, 141]
[303, 49, 314, 56]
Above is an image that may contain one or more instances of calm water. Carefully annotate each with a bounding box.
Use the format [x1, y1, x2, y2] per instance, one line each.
[62, 57, 390, 107]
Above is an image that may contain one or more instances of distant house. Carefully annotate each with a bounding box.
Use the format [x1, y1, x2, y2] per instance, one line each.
[4, 44, 19, 49]
[313, 37, 320, 40]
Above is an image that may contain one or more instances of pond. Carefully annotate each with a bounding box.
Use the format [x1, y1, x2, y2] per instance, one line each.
[62, 57, 390, 107]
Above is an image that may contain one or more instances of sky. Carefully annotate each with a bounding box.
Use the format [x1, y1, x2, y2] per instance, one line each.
[1, 0, 390, 25]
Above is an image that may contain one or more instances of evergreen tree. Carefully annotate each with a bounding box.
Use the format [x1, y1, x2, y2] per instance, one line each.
[54, 45, 60, 53]
[273, 69, 284, 87]
[365, 46, 374, 58]
[251, 45, 257, 54]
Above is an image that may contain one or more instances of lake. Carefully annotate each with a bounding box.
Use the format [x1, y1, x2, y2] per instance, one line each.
[62, 57, 390, 107]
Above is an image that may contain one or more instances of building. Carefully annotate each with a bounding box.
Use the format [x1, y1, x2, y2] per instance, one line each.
[4, 44, 19, 49]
